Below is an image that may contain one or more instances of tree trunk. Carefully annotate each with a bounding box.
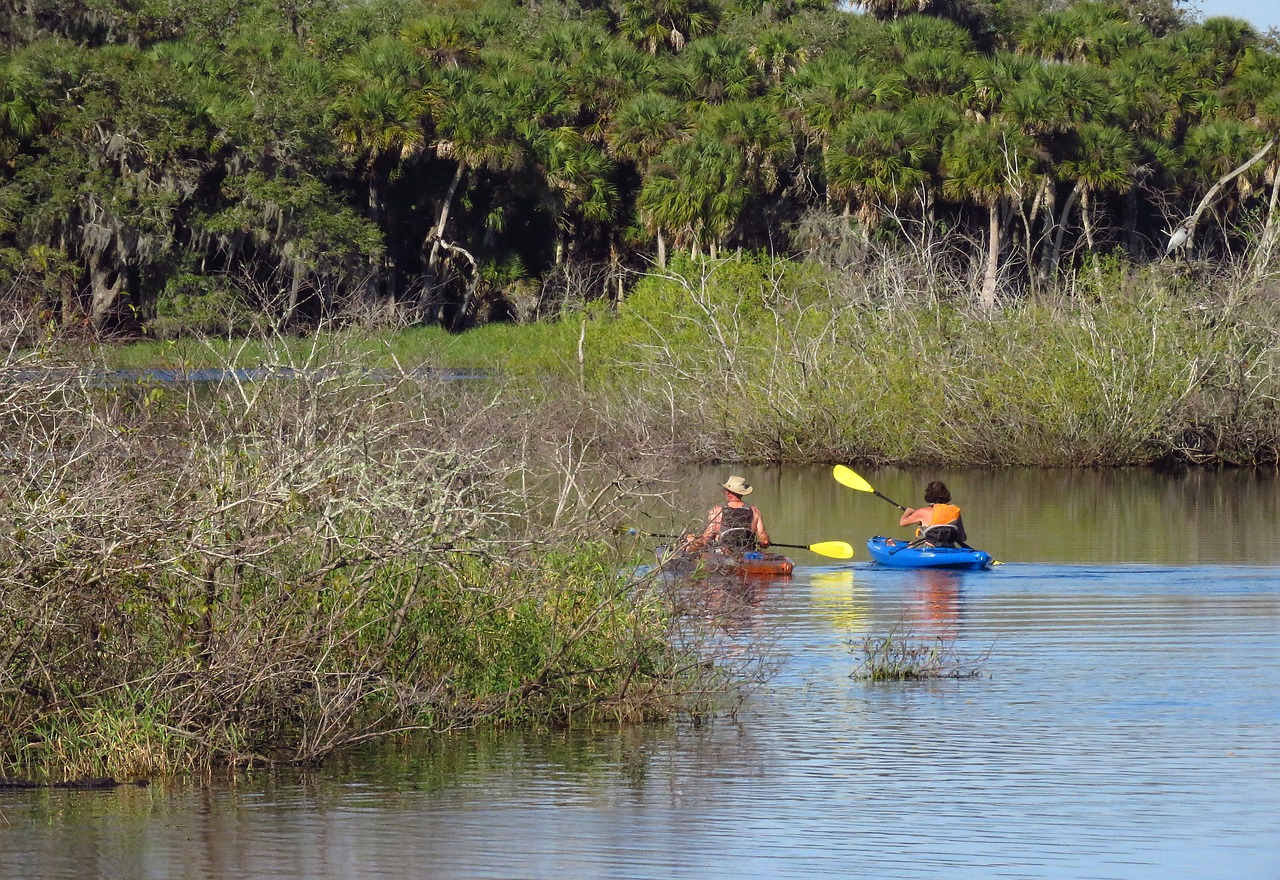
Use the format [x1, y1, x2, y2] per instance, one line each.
[656, 230, 667, 269]
[1170, 135, 1278, 255]
[283, 263, 304, 329]
[1251, 160, 1280, 282]
[87, 251, 124, 331]
[1042, 185, 1080, 285]
[427, 159, 467, 275]
[1080, 187, 1096, 255]
[979, 202, 1000, 310]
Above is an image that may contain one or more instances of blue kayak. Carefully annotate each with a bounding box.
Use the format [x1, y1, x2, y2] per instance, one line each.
[866, 536, 993, 570]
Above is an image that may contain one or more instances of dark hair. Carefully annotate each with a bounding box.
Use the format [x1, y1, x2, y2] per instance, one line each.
[924, 481, 951, 504]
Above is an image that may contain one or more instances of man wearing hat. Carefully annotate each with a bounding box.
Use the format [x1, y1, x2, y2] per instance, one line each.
[684, 475, 771, 554]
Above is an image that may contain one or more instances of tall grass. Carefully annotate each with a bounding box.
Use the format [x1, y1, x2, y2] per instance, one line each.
[851, 630, 989, 682]
[570, 253, 1280, 467]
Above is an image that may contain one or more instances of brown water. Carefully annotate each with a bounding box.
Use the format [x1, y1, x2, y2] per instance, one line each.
[4, 466, 1279, 879]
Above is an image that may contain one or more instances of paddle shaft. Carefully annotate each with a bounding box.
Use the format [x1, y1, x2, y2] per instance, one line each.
[623, 529, 837, 554]
[872, 489, 908, 512]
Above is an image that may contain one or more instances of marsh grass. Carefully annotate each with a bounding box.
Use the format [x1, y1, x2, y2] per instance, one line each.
[850, 629, 991, 682]
[573, 254, 1280, 467]
[95, 251, 1280, 469]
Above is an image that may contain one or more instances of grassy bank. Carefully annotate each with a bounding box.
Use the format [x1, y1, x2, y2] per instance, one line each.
[92, 253, 1280, 469]
[0, 344, 738, 780]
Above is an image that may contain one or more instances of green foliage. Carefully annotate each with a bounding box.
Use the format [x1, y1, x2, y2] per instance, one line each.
[151, 273, 257, 338]
[3, 0, 1280, 337]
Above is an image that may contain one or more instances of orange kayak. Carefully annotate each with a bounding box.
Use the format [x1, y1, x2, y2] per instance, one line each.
[657, 547, 794, 578]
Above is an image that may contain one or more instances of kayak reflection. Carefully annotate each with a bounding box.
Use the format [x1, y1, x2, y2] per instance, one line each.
[908, 569, 963, 637]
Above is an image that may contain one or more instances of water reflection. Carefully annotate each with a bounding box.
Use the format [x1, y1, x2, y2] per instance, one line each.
[907, 569, 963, 637]
[808, 569, 869, 631]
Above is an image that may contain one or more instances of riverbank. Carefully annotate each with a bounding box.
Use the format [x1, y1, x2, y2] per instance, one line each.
[0, 350, 739, 780]
[95, 254, 1280, 469]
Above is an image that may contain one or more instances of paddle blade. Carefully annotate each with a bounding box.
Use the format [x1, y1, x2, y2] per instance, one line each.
[808, 540, 854, 560]
[832, 464, 874, 493]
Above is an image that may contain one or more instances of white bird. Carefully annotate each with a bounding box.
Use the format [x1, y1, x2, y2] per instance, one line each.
[1166, 224, 1191, 254]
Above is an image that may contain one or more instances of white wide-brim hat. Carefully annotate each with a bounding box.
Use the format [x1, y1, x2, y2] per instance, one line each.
[722, 475, 753, 495]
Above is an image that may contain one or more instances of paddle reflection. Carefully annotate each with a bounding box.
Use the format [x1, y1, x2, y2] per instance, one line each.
[808, 569, 870, 632]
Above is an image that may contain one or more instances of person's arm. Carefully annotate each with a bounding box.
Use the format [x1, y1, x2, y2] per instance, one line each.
[953, 514, 967, 543]
[752, 507, 770, 548]
[685, 506, 722, 550]
[899, 508, 926, 528]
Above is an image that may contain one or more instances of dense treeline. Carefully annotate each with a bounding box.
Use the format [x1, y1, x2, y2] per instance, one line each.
[1, 0, 1278, 337]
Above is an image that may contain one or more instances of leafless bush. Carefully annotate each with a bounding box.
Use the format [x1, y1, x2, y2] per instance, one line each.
[0, 336, 740, 776]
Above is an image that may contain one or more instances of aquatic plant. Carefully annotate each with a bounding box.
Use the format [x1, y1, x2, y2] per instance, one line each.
[850, 628, 989, 681]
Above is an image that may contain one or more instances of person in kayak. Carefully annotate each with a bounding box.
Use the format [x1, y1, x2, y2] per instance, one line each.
[685, 475, 771, 554]
[899, 481, 968, 548]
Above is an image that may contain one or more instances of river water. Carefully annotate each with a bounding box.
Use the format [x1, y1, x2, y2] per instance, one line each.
[4, 466, 1279, 879]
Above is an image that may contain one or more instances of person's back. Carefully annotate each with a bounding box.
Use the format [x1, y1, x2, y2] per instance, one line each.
[899, 481, 967, 548]
[685, 475, 771, 554]
[715, 502, 758, 552]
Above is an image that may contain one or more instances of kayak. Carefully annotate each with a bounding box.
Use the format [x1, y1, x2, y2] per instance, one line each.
[866, 536, 993, 570]
[656, 546, 794, 578]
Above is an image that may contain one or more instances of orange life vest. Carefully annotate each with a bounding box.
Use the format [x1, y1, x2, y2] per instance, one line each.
[925, 504, 961, 527]
[915, 504, 963, 543]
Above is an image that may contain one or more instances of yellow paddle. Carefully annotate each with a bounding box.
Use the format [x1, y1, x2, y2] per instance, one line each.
[833, 465, 1002, 564]
[620, 529, 854, 560]
[832, 464, 908, 512]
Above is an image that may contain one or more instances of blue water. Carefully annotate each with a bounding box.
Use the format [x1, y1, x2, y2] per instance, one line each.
[4, 557, 1277, 880]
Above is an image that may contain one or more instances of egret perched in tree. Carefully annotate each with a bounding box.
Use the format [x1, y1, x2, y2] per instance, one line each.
[1166, 224, 1191, 255]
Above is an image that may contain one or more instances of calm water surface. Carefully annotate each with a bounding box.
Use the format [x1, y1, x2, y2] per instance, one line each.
[4, 466, 1279, 879]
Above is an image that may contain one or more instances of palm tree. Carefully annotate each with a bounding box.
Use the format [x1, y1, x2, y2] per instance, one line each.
[1249, 90, 1280, 278]
[886, 14, 974, 54]
[329, 38, 428, 220]
[637, 133, 744, 264]
[901, 48, 976, 100]
[529, 126, 618, 264]
[942, 120, 1040, 308]
[401, 13, 485, 70]
[969, 51, 1037, 124]
[1175, 117, 1273, 253]
[616, 0, 719, 55]
[1017, 11, 1084, 63]
[704, 100, 793, 194]
[828, 110, 930, 234]
[1056, 122, 1136, 258]
[785, 60, 907, 208]
[425, 71, 526, 310]
[0, 57, 46, 167]
[564, 38, 659, 145]
[669, 35, 759, 104]
[1005, 63, 1108, 141]
[606, 92, 691, 167]
[747, 26, 809, 86]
